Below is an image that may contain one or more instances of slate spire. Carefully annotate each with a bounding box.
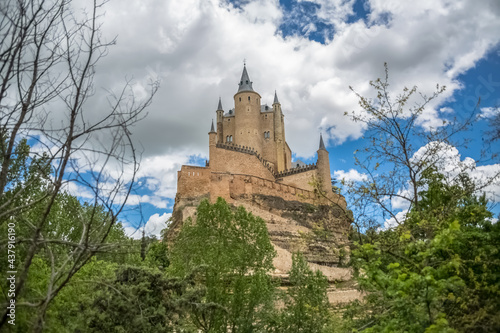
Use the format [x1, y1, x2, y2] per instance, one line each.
[273, 90, 279, 104]
[319, 133, 326, 150]
[210, 119, 215, 133]
[217, 97, 223, 111]
[237, 64, 254, 92]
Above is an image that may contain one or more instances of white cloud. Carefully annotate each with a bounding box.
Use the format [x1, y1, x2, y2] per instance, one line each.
[333, 169, 367, 182]
[55, 0, 500, 212]
[380, 141, 500, 229]
[480, 107, 498, 118]
[412, 142, 500, 203]
[79, 0, 500, 159]
[383, 210, 408, 229]
[124, 212, 172, 240]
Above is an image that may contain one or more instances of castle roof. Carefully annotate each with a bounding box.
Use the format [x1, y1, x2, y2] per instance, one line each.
[237, 65, 254, 93]
[217, 97, 223, 111]
[273, 90, 279, 104]
[319, 134, 326, 150]
[210, 119, 215, 133]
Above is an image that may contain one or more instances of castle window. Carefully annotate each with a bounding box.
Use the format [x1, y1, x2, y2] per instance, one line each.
[248, 96, 250, 101]
[239, 97, 241, 102]
[230, 135, 233, 142]
[264, 131, 270, 139]
[265, 114, 267, 119]
[228, 118, 230, 121]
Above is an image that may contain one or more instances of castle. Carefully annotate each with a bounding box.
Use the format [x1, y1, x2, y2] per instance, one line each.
[175, 65, 341, 205]
[170, 65, 354, 294]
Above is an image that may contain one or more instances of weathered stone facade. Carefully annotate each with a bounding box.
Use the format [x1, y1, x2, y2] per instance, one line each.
[169, 65, 357, 303]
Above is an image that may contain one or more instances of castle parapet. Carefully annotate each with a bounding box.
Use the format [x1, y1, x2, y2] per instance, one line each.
[216, 142, 256, 155]
[277, 163, 318, 178]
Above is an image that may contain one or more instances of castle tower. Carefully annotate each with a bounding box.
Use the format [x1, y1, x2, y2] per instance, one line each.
[316, 134, 332, 195]
[234, 65, 263, 153]
[273, 91, 286, 172]
[216, 98, 224, 144]
[209, 120, 217, 163]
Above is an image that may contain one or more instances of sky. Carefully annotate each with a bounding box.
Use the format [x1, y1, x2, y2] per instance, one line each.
[68, 0, 500, 238]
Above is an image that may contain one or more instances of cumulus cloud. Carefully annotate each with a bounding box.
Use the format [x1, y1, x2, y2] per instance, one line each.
[124, 212, 172, 240]
[58, 0, 500, 212]
[383, 209, 408, 229]
[480, 107, 498, 118]
[79, 0, 500, 157]
[411, 142, 500, 201]
[380, 141, 500, 229]
[333, 169, 367, 182]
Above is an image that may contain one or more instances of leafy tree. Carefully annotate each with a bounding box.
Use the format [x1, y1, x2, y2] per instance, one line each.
[346, 169, 500, 332]
[145, 240, 170, 270]
[345, 63, 486, 230]
[83, 265, 202, 333]
[169, 198, 276, 332]
[270, 252, 333, 333]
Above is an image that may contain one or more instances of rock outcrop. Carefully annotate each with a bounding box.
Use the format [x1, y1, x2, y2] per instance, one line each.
[167, 193, 361, 304]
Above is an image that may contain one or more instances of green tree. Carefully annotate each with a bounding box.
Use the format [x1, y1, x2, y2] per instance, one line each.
[346, 169, 500, 332]
[145, 240, 170, 270]
[169, 198, 276, 332]
[344, 63, 488, 234]
[83, 265, 201, 333]
[272, 252, 332, 333]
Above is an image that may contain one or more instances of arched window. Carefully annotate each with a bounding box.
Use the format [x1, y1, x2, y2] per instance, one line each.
[248, 96, 251, 101]
[230, 135, 233, 142]
[226, 135, 229, 142]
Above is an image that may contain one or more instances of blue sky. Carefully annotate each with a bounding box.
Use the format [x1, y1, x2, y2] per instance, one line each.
[66, 0, 500, 238]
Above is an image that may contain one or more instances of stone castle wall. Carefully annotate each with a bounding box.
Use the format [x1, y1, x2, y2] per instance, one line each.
[177, 165, 211, 198]
[176, 146, 346, 209]
[210, 144, 275, 180]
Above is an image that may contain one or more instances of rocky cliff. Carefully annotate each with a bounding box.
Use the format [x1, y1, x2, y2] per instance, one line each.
[167, 193, 361, 304]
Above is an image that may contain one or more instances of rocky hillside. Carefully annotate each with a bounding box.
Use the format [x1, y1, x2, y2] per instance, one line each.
[167, 193, 361, 304]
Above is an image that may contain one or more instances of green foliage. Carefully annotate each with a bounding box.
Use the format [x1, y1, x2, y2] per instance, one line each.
[346, 169, 500, 332]
[145, 241, 170, 270]
[276, 252, 332, 333]
[169, 197, 276, 332]
[83, 265, 200, 333]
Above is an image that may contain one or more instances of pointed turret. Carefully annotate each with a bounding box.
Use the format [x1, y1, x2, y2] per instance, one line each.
[273, 90, 286, 172]
[319, 133, 326, 150]
[209, 119, 216, 133]
[273, 90, 280, 105]
[217, 97, 223, 111]
[317, 133, 331, 196]
[237, 65, 254, 92]
[216, 98, 224, 143]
